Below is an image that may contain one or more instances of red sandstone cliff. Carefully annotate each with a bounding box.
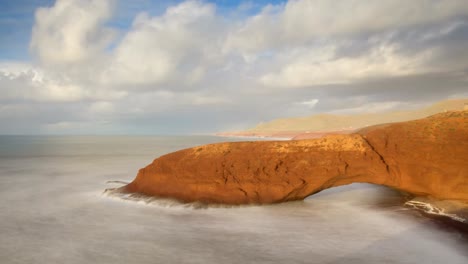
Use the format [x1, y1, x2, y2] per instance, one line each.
[123, 111, 468, 204]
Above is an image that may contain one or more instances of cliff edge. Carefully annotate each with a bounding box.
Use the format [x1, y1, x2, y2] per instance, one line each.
[123, 111, 468, 204]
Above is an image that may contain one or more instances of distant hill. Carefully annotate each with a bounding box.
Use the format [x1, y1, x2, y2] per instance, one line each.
[248, 98, 468, 133]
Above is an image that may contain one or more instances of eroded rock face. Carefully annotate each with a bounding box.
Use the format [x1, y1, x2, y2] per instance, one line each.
[123, 111, 468, 204]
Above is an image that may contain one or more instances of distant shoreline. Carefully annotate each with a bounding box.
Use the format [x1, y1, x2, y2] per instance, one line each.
[216, 129, 355, 140]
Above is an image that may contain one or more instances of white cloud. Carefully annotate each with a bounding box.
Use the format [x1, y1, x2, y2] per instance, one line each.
[2, 0, 468, 134]
[101, 1, 225, 87]
[30, 0, 115, 65]
[88, 101, 114, 114]
[225, 0, 468, 53]
[260, 43, 437, 88]
[25, 0, 467, 95]
[0, 62, 126, 102]
[186, 94, 230, 106]
[297, 99, 319, 108]
[420, 20, 467, 41]
[0, 64, 85, 102]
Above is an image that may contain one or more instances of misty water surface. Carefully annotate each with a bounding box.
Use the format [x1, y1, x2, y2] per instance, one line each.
[0, 136, 466, 264]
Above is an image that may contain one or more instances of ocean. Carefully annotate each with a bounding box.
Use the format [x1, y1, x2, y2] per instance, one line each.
[0, 135, 466, 263]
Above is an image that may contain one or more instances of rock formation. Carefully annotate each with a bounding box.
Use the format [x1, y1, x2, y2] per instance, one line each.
[123, 111, 468, 204]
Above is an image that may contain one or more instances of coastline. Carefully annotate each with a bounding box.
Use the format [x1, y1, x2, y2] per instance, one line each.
[215, 128, 355, 141]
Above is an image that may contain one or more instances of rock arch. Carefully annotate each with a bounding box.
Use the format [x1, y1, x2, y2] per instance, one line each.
[123, 112, 468, 204]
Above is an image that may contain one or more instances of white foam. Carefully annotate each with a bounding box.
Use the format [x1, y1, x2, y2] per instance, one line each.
[101, 187, 247, 210]
[404, 200, 467, 223]
[106, 180, 129, 185]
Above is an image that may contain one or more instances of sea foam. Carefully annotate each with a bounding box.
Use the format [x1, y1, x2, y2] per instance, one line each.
[404, 200, 467, 223]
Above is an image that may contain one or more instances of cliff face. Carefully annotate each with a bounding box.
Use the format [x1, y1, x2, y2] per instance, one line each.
[123, 111, 468, 204]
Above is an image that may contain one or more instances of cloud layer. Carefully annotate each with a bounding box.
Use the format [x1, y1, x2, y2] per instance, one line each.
[1, 0, 468, 134]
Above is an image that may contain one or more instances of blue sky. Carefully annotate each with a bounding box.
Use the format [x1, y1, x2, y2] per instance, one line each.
[0, 0, 467, 134]
[0, 0, 52, 60]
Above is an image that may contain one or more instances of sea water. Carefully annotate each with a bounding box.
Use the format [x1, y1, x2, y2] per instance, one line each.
[0, 136, 466, 264]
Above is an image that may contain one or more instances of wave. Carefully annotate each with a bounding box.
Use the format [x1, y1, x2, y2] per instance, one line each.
[106, 180, 130, 185]
[102, 181, 468, 223]
[102, 185, 250, 209]
[404, 200, 467, 223]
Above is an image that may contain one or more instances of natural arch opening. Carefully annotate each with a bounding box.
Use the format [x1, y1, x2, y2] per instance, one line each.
[304, 183, 410, 208]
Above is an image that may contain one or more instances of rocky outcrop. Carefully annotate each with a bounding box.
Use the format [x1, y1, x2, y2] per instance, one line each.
[123, 111, 468, 204]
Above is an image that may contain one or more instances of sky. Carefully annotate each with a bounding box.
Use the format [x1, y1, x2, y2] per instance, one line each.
[0, 0, 467, 135]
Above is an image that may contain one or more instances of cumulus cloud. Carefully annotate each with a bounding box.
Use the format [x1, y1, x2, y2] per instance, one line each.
[259, 43, 438, 88]
[30, 0, 115, 65]
[0, 62, 125, 102]
[0, 63, 85, 102]
[101, 1, 225, 87]
[1, 0, 468, 134]
[225, 0, 468, 53]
